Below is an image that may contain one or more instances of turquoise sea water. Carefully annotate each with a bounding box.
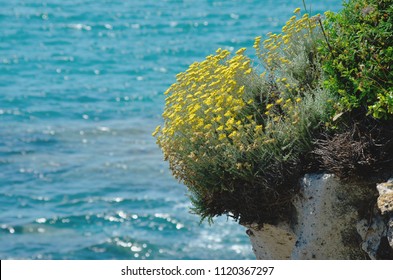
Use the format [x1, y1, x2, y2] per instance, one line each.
[0, 0, 342, 259]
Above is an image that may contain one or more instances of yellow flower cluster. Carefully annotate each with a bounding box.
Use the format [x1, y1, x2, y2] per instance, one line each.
[254, 10, 317, 71]
[252, 8, 319, 125]
[154, 48, 266, 176]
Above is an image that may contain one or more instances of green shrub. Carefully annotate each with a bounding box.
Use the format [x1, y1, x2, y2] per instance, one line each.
[320, 0, 393, 119]
[154, 9, 334, 224]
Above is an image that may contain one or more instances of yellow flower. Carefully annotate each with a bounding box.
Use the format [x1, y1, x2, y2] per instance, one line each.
[242, 61, 250, 67]
[229, 131, 238, 139]
[196, 119, 204, 128]
[204, 124, 212, 130]
[280, 58, 290, 64]
[225, 118, 235, 129]
[255, 125, 263, 133]
[218, 134, 226, 140]
[293, 8, 301, 14]
[236, 48, 246, 55]
[152, 125, 161, 137]
[189, 113, 196, 120]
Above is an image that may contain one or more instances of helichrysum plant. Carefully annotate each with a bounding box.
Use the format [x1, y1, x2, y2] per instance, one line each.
[154, 8, 335, 224]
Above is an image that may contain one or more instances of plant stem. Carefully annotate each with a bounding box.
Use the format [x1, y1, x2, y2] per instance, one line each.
[317, 17, 334, 56]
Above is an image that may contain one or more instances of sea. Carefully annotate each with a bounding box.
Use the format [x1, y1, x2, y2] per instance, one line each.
[0, 0, 342, 260]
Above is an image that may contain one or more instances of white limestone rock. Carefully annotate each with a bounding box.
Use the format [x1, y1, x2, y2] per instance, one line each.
[291, 174, 370, 259]
[246, 223, 295, 260]
[246, 173, 387, 259]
